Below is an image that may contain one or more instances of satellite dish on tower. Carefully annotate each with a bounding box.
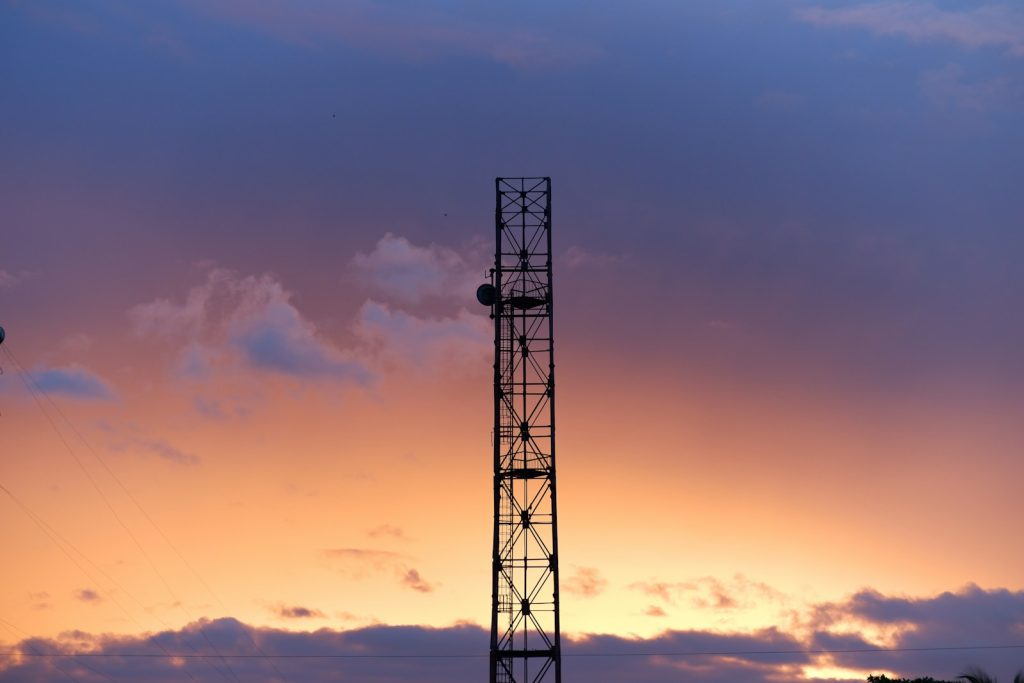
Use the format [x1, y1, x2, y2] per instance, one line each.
[476, 284, 496, 307]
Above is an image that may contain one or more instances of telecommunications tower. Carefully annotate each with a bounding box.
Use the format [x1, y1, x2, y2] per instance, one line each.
[476, 177, 561, 683]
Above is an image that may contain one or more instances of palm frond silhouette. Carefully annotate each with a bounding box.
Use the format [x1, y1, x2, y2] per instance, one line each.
[956, 668, 1024, 683]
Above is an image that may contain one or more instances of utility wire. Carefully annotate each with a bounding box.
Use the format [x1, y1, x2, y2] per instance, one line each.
[0, 480, 204, 683]
[1, 346, 242, 683]
[3, 343, 291, 683]
[0, 617, 91, 683]
[2, 643, 1024, 660]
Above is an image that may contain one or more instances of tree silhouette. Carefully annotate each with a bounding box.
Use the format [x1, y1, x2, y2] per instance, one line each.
[867, 675, 957, 683]
[865, 671, 1024, 683]
[956, 668, 1024, 683]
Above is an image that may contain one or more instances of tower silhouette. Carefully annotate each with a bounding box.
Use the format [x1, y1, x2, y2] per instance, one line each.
[481, 177, 561, 683]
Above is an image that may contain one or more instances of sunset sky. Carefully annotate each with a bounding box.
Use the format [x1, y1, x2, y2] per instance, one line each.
[2, 1, 1024, 681]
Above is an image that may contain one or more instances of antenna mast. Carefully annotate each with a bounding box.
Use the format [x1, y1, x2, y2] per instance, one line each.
[480, 177, 561, 683]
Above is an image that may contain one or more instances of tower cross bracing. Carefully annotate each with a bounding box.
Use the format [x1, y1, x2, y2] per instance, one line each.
[487, 177, 561, 683]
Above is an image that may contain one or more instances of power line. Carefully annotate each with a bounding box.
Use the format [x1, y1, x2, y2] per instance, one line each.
[1, 643, 1023, 660]
[1, 346, 243, 683]
[0, 479, 211, 683]
[4, 343, 293, 683]
[0, 617, 97, 683]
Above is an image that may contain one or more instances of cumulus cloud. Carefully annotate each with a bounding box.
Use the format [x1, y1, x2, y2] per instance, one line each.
[132, 252, 490, 386]
[1, 586, 1023, 682]
[797, 2, 1024, 57]
[563, 567, 608, 598]
[808, 585, 1024, 680]
[229, 298, 370, 382]
[25, 364, 116, 401]
[0, 619, 811, 683]
[355, 300, 490, 373]
[351, 233, 479, 304]
[130, 267, 372, 384]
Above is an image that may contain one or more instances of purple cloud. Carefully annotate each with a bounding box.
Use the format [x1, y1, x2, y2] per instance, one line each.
[26, 365, 115, 401]
[271, 604, 325, 619]
[107, 430, 202, 467]
[132, 437, 201, 466]
[2, 584, 1024, 683]
[229, 300, 371, 382]
[401, 569, 435, 594]
[132, 267, 373, 384]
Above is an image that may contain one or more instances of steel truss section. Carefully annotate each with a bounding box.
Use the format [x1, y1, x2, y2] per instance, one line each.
[488, 177, 561, 683]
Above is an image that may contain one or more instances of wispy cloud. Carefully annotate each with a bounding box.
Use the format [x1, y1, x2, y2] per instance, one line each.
[562, 246, 621, 269]
[188, 0, 599, 68]
[367, 524, 409, 541]
[0, 269, 22, 289]
[400, 569, 434, 594]
[797, 2, 1024, 56]
[270, 604, 325, 619]
[324, 548, 436, 594]
[630, 575, 785, 611]
[118, 437, 201, 466]
[920, 63, 1023, 111]
[563, 567, 608, 598]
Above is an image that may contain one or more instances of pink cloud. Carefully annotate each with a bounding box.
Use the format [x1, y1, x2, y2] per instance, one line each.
[351, 233, 478, 304]
[130, 267, 370, 383]
[324, 548, 437, 594]
[354, 300, 490, 374]
[563, 567, 608, 598]
[131, 252, 489, 385]
[798, 2, 1024, 56]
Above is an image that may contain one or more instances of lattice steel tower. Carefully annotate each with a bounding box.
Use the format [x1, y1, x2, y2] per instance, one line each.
[477, 177, 561, 683]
